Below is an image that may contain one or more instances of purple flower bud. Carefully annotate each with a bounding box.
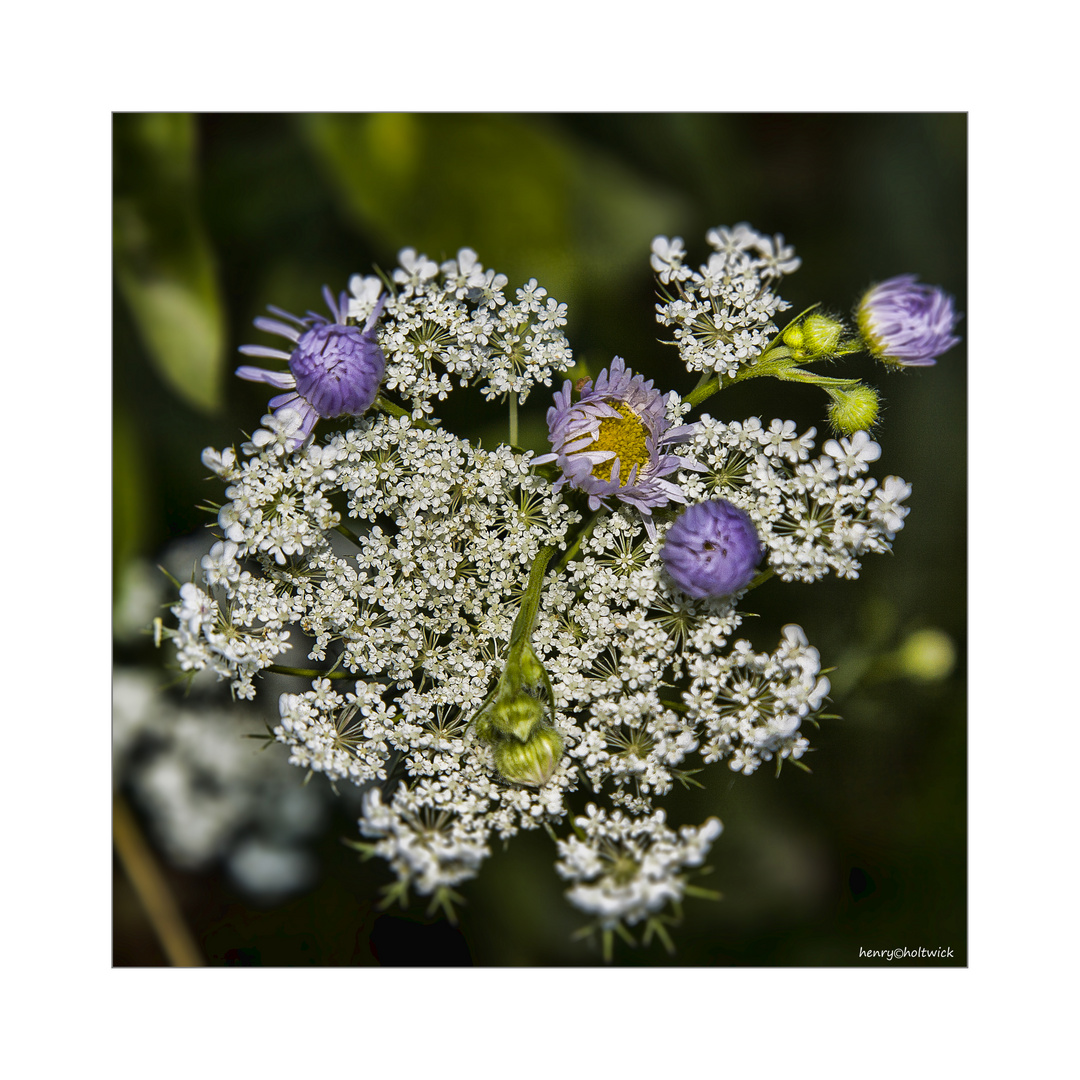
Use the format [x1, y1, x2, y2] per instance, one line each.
[289, 318, 385, 418]
[661, 499, 763, 599]
[857, 275, 960, 367]
[236, 286, 386, 451]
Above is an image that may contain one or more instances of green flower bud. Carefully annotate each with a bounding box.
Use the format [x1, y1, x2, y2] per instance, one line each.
[468, 544, 563, 785]
[492, 690, 547, 743]
[782, 312, 845, 359]
[472, 635, 556, 746]
[781, 322, 805, 350]
[801, 313, 844, 356]
[493, 726, 563, 787]
[826, 384, 880, 435]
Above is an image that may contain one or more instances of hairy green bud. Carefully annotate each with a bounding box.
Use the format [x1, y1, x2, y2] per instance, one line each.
[473, 637, 553, 744]
[491, 689, 547, 743]
[783, 312, 845, 359]
[802, 313, 844, 354]
[826, 384, 880, 435]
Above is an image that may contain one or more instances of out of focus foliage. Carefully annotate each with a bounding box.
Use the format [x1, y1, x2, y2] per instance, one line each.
[114, 114, 226, 414]
[114, 114, 965, 966]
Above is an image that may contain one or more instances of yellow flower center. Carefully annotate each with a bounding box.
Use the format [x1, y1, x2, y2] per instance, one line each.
[587, 402, 651, 485]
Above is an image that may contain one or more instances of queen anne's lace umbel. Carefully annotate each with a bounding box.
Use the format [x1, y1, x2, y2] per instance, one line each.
[347, 247, 571, 416]
[652, 225, 800, 380]
[164, 230, 938, 950]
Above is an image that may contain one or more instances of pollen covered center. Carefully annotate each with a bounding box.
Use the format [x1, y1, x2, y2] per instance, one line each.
[587, 402, 651, 485]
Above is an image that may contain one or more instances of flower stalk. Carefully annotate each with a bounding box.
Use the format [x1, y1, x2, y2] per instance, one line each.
[113, 795, 204, 967]
[682, 316, 878, 435]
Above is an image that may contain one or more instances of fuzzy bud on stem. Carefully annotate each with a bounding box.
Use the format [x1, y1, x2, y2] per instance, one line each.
[782, 312, 845, 359]
[897, 628, 956, 683]
[826, 384, 880, 435]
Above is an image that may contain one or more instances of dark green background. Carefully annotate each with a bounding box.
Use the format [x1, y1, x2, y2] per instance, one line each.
[113, 113, 966, 966]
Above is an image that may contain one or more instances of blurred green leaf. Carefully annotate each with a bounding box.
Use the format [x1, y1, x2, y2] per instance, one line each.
[300, 114, 685, 301]
[113, 406, 151, 591]
[568, 147, 688, 282]
[114, 113, 225, 414]
[302, 113, 573, 290]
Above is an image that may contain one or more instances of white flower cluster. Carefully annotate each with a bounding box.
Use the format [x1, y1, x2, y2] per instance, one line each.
[652, 223, 799, 380]
[359, 787, 492, 897]
[686, 624, 830, 775]
[681, 418, 911, 582]
[555, 804, 722, 929]
[277, 680, 396, 785]
[164, 228, 917, 949]
[170, 409, 583, 900]
[171, 579, 293, 700]
[348, 247, 571, 415]
[547, 517, 834, 807]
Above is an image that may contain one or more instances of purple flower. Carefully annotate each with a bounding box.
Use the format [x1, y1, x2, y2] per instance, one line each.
[236, 286, 386, 450]
[857, 275, 960, 367]
[661, 499, 763, 599]
[532, 356, 701, 535]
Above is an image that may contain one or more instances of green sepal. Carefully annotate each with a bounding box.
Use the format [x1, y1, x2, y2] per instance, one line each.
[483, 683, 548, 743]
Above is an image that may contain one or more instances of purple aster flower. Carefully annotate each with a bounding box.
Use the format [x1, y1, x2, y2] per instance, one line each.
[661, 499, 763, 599]
[236, 286, 387, 450]
[857, 275, 960, 367]
[532, 356, 701, 536]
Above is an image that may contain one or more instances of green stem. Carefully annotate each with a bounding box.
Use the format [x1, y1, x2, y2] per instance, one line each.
[510, 545, 556, 647]
[335, 522, 361, 545]
[684, 340, 861, 409]
[646, 916, 676, 954]
[683, 884, 723, 901]
[745, 567, 775, 591]
[509, 394, 518, 448]
[553, 509, 603, 573]
[771, 369, 863, 390]
[266, 664, 354, 680]
[685, 376, 720, 408]
[372, 394, 437, 430]
[373, 394, 409, 418]
[684, 351, 782, 407]
[690, 370, 714, 393]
